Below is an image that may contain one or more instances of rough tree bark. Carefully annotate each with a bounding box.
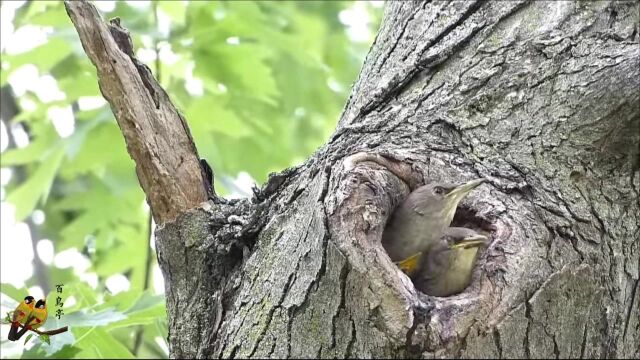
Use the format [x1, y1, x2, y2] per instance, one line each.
[67, 0, 638, 358]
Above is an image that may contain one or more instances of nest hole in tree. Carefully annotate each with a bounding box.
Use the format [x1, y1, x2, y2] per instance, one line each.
[450, 204, 496, 238]
[386, 202, 498, 297]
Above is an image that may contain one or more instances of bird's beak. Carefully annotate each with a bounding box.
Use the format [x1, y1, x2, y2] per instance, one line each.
[451, 234, 489, 249]
[445, 178, 485, 200]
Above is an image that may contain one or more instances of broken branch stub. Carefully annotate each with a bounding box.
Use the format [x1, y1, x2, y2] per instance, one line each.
[65, 0, 208, 225]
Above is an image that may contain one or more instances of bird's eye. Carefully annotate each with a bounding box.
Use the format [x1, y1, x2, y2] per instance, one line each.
[434, 187, 444, 195]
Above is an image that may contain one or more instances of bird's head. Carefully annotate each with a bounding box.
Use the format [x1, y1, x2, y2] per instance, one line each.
[417, 227, 489, 297]
[441, 227, 488, 251]
[411, 178, 485, 218]
[35, 299, 46, 309]
[24, 296, 35, 305]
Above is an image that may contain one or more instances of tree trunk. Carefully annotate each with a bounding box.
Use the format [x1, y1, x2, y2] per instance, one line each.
[68, 0, 639, 358]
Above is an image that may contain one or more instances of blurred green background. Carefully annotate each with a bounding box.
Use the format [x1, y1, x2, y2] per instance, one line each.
[0, 1, 382, 358]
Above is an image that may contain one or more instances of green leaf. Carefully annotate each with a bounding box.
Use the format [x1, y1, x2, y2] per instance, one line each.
[36, 317, 76, 356]
[193, 43, 279, 105]
[62, 112, 114, 161]
[3, 37, 73, 75]
[0, 283, 29, 302]
[6, 147, 65, 221]
[104, 306, 165, 329]
[93, 236, 142, 277]
[104, 292, 165, 329]
[100, 289, 145, 313]
[55, 183, 145, 250]
[0, 131, 58, 166]
[22, 5, 70, 28]
[25, 267, 77, 294]
[125, 292, 164, 314]
[20, 343, 48, 359]
[158, 1, 186, 25]
[46, 344, 82, 359]
[59, 308, 126, 328]
[39, 334, 50, 345]
[72, 328, 135, 359]
[68, 282, 99, 310]
[186, 97, 252, 139]
[50, 55, 101, 97]
[24, 333, 34, 345]
[12, 1, 61, 28]
[57, 69, 102, 101]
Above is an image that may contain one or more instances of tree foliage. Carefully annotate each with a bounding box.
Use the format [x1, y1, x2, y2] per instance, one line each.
[0, 1, 381, 358]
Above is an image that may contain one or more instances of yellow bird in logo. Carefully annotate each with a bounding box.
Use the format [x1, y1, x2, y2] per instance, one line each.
[7, 295, 35, 341]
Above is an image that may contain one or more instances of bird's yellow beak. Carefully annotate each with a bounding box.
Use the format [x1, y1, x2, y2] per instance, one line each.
[450, 234, 488, 249]
[445, 178, 485, 200]
[446, 178, 485, 199]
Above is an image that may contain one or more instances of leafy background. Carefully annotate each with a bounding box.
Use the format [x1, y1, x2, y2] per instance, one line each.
[0, 1, 382, 358]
